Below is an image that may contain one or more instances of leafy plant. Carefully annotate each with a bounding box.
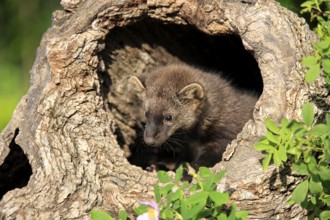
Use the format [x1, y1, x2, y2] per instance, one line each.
[256, 2, 330, 218]
[91, 210, 128, 220]
[154, 166, 247, 220]
[255, 103, 330, 219]
[91, 210, 114, 220]
[91, 166, 248, 220]
[300, 0, 330, 86]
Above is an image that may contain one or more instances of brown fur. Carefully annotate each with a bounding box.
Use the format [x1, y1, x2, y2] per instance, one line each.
[130, 64, 258, 170]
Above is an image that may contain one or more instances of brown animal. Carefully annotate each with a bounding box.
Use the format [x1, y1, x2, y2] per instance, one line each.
[129, 64, 258, 170]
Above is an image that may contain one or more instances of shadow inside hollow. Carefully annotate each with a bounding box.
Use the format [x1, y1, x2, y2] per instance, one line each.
[101, 18, 263, 171]
[0, 129, 32, 199]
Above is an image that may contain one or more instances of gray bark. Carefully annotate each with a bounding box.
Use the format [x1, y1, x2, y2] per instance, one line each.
[0, 0, 328, 219]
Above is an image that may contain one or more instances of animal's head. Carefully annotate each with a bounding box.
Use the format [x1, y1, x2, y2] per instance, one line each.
[129, 74, 205, 147]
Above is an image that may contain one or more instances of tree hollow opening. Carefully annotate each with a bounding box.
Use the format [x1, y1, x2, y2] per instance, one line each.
[100, 18, 263, 171]
[0, 129, 32, 200]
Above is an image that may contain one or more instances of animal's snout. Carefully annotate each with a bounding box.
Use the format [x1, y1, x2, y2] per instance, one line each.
[144, 136, 156, 146]
[144, 123, 161, 146]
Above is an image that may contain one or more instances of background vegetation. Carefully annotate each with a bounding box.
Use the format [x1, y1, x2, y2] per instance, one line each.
[0, 0, 59, 130]
[0, 0, 324, 131]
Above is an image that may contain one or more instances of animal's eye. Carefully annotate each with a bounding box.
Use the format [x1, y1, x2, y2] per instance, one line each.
[164, 114, 172, 122]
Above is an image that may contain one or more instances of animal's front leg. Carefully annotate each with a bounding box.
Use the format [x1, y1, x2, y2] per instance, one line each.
[190, 139, 229, 170]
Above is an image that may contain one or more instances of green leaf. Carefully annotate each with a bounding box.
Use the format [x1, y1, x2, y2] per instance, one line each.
[273, 150, 282, 166]
[175, 165, 183, 183]
[256, 137, 270, 144]
[189, 183, 199, 192]
[320, 211, 330, 220]
[309, 175, 323, 194]
[168, 187, 182, 202]
[280, 128, 290, 139]
[324, 139, 330, 163]
[326, 114, 330, 126]
[228, 204, 238, 220]
[280, 125, 292, 140]
[199, 209, 212, 219]
[295, 127, 308, 140]
[199, 167, 212, 179]
[287, 145, 302, 161]
[160, 208, 175, 220]
[306, 155, 318, 175]
[160, 183, 175, 197]
[302, 103, 314, 127]
[157, 171, 171, 183]
[134, 205, 149, 215]
[319, 164, 330, 181]
[317, 39, 330, 50]
[281, 117, 289, 128]
[236, 210, 249, 220]
[322, 59, 330, 74]
[302, 56, 319, 67]
[118, 211, 128, 220]
[185, 191, 208, 205]
[203, 175, 216, 192]
[288, 120, 304, 131]
[254, 143, 276, 152]
[278, 145, 288, 162]
[265, 118, 280, 134]
[292, 162, 309, 175]
[218, 213, 228, 220]
[172, 200, 182, 210]
[291, 180, 309, 204]
[325, 74, 330, 86]
[180, 201, 188, 218]
[209, 191, 230, 207]
[326, 197, 330, 206]
[262, 153, 272, 171]
[213, 170, 226, 182]
[300, 1, 314, 9]
[181, 181, 189, 191]
[310, 124, 329, 135]
[185, 200, 207, 219]
[266, 131, 280, 144]
[310, 194, 317, 205]
[305, 64, 321, 83]
[90, 210, 114, 220]
[154, 184, 161, 203]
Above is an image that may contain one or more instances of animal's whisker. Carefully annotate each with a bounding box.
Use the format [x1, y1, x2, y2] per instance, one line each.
[163, 141, 176, 158]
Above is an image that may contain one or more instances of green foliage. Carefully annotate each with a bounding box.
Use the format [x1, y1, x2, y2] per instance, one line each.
[90, 210, 114, 220]
[255, 103, 330, 219]
[300, 0, 330, 86]
[91, 166, 248, 220]
[153, 166, 247, 220]
[257, 2, 330, 219]
[0, 0, 59, 131]
[90, 210, 129, 220]
[0, 65, 26, 130]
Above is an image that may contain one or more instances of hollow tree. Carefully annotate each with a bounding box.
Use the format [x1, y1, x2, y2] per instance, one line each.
[0, 0, 328, 219]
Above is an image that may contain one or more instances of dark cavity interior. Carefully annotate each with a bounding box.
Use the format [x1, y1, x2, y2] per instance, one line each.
[101, 19, 263, 171]
[0, 129, 32, 199]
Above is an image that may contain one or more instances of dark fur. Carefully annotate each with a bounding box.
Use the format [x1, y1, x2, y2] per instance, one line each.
[131, 64, 258, 170]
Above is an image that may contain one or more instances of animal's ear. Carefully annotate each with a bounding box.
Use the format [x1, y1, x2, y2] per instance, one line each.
[128, 76, 146, 92]
[178, 83, 204, 101]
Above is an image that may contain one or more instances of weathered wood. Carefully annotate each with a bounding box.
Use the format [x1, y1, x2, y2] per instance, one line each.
[0, 0, 328, 219]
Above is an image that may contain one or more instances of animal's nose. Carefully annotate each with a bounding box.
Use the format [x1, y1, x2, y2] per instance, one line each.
[144, 122, 160, 146]
[144, 136, 156, 146]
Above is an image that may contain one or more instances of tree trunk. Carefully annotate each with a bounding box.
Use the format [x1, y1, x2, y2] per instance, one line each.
[0, 0, 328, 219]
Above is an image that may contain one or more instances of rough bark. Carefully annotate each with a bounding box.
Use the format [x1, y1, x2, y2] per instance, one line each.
[0, 0, 328, 219]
